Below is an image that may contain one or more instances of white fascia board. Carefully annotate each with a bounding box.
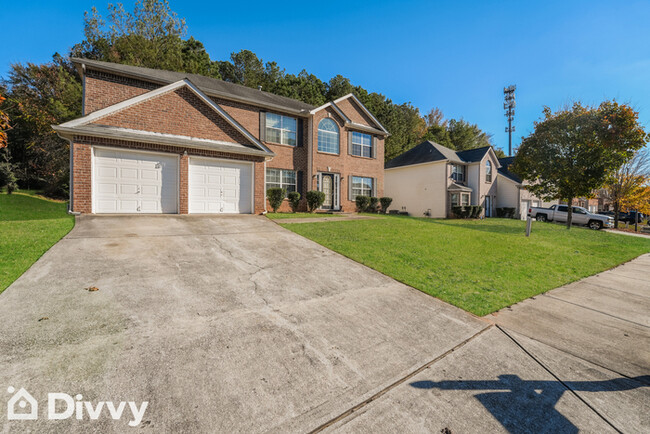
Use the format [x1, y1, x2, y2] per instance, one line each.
[183, 80, 272, 154]
[309, 101, 352, 124]
[53, 124, 273, 157]
[334, 93, 389, 135]
[57, 78, 272, 155]
[58, 80, 187, 128]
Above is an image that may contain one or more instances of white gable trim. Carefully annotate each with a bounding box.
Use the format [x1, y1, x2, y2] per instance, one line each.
[58, 78, 272, 154]
[333, 93, 389, 135]
[309, 101, 352, 124]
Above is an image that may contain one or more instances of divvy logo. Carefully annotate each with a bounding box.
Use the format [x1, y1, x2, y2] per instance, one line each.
[6, 386, 148, 427]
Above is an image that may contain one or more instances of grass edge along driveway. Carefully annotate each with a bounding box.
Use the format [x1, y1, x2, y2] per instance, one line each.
[0, 192, 75, 294]
[277, 215, 650, 316]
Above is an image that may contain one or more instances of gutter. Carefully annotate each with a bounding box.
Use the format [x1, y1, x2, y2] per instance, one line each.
[75, 61, 313, 117]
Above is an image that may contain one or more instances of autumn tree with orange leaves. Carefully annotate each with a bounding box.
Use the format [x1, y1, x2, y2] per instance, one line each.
[513, 101, 648, 229]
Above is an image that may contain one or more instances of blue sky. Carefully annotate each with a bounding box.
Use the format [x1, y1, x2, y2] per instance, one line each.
[3, 0, 649, 154]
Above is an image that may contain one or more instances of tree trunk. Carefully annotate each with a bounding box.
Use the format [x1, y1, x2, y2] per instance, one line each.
[613, 201, 620, 228]
[566, 197, 573, 229]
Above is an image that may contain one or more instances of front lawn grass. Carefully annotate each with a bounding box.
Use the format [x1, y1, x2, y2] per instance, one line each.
[266, 212, 346, 220]
[0, 192, 75, 293]
[280, 216, 650, 316]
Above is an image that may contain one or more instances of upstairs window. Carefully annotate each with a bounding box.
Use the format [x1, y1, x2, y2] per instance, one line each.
[266, 113, 297, 146]
[451, 165, 465, 183]
[351, 132, 372, 158]
[318, 118, 339, 154]
[486, 161, 492, 182]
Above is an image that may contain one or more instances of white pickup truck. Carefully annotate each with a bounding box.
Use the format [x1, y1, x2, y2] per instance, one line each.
[528, 204, 614, 230]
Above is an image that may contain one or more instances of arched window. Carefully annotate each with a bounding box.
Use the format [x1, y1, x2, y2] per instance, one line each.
[318, 118, 339, 154]
[486, 160, 492, 182]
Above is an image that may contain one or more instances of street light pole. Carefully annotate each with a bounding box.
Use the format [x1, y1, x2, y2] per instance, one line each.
[504, 85, 516, 156]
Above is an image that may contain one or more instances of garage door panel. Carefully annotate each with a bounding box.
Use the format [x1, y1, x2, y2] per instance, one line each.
[189, 158, 252, 214]
[94, 148, 178, 214]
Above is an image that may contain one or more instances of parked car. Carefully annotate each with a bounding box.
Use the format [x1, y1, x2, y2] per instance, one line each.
[528, 205, 614, 230]
[621, 211, 646, 224]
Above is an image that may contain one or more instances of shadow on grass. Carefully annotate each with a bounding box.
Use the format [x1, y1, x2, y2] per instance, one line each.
[411, 374, 649, 433]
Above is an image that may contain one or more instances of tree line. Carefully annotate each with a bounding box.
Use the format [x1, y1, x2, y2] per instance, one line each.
[0, 0, 496, 197]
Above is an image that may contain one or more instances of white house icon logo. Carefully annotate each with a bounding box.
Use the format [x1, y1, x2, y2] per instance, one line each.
[7, 386, 38, 420]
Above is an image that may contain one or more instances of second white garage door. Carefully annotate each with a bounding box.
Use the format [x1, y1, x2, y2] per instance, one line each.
[188, 158, 253, 214]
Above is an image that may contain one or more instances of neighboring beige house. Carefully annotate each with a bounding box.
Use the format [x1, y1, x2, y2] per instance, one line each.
[384, 141, 501, 218]
[496, 157, 558, 220]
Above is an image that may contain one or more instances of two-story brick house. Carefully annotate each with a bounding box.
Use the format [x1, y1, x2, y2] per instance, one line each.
[53, 59, 388, 214]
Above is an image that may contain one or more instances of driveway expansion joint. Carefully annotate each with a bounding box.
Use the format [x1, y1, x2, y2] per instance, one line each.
[307, 325, 493, 434]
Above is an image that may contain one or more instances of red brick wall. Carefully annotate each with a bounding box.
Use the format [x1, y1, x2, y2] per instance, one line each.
[71, 136, 266, 214]
[312, 107, 384, 212]
[85, 70, 158, 114]
[80, 69, 386, 214]
[335, 98, 378, 127]
[93, 87, 254, 146]
[72, 142, 92, 213]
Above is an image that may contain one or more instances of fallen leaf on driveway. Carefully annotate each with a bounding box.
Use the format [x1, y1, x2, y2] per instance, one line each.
[38, 317, 49, 322]
[85, 286, 99, 292]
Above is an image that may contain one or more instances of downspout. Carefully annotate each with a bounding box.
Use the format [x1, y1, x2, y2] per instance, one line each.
[307, 114, 313, 192]
[55, 133, 80, 215]
[263, 159, 268, 213]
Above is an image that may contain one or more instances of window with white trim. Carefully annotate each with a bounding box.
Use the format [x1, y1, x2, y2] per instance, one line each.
[451, 192, 470, 207]
[486, 161, 492, 182]
[351, 132, 372, 158]
[451, 164, 465, 182]
[266, 113, 297, 146]
[266, 168, 296, 195]
[318, 118, 340, 154]
[352, 176, 373, 198]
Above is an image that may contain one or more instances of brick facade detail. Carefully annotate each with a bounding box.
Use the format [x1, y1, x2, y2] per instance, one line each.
[73, 68, 385, 215]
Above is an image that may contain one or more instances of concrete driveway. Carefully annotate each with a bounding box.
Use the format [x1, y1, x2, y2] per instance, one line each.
[0, 216, 647, 432]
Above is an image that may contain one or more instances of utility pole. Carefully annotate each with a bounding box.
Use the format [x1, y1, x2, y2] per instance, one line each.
[504, 85, 516, 156]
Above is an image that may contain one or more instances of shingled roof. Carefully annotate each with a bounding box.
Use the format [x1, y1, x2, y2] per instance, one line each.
[497, 157, 523, 183]
[385, 142, 497, 169]
[72, 58, 315, 114]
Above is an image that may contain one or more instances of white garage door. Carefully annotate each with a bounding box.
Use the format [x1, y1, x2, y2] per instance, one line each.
[93, 148, 178, 214]
[189, 157, 253, 214]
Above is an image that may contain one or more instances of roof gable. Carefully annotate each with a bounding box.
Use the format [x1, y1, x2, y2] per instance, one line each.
[56, 79, 272, 155]
[385, 141, 455, 169]
[311, 94, 389, 136]
[497, 157, 523, 183]
[73, 58, 313, 115]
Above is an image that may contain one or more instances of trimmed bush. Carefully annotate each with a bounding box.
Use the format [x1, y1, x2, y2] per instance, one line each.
[355, 195, 370, 212]
[504, 207, 516, 218]
[267, 187, 286, 212]
[467, 205, 477, 218]
[496, 207, 505, 218]
[287, 191, 301, 212]
[380, 197, 393, 214]
[305, 190, 326, 212]
[476, 205, 483, 217]
[368, 197, 379, 213]
[452, 206, 464, 218]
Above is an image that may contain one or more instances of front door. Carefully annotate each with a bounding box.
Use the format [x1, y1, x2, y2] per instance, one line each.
[485, 196, 492, 217]
[322, 174, 334, 209]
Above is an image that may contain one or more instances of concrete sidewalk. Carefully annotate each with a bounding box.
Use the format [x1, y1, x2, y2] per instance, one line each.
[0, 215, 647, 432]
[325, 254, 650, 433]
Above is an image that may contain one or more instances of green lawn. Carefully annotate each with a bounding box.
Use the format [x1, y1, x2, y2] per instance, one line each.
[0, 192, 75, 293]
[266, 212, 347, 219]
[280, 215, 650, 316]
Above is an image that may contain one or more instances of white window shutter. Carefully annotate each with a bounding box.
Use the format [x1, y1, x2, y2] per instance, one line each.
[371, 136, 377, 159]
